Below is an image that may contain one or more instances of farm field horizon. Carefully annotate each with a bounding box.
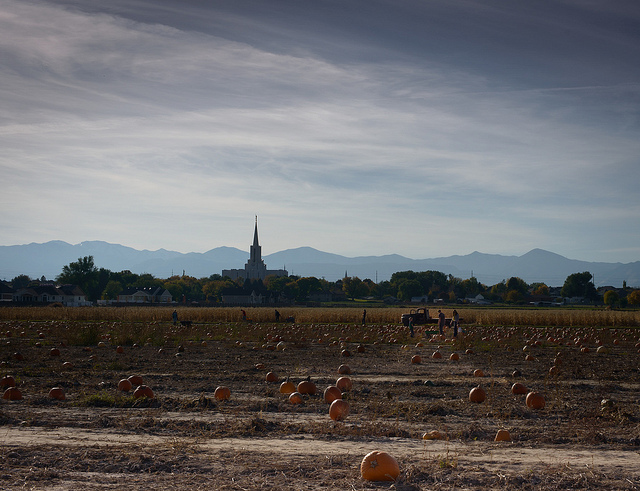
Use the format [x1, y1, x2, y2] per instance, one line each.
[2, 307, 640, 489]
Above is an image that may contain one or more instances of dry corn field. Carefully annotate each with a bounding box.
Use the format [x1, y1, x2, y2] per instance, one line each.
[2, 307, 640, 489]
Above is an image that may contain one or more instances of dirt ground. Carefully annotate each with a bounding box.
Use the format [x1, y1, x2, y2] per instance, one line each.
[2, 319, 640, 489]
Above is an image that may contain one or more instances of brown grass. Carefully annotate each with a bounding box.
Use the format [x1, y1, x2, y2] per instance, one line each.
[1, 305, 639, 327]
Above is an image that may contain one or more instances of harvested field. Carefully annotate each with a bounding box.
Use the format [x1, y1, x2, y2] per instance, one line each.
[2, 309, 640, 489]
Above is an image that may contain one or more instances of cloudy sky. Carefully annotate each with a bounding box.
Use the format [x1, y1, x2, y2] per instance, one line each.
[2, 0, 639, 264]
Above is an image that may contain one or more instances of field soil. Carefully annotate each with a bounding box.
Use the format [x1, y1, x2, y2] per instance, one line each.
[2, 318, 640, 489]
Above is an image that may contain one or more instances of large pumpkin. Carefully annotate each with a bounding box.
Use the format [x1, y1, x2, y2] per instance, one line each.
[297, 380, 317, 395]
[265, 372, 279, 383]
[336, 376, 352, 392]
[494, 429, 512, 442]
[337, 364, 351, 375]
[0, 375, 16, 389]
[118, 379, 133, 392]
[214, 386, 231, 401]
[525, 391, 545, 410]
[360, 451, 400, 481]
[329, 399, 350, 421]
[2, 387, 22, 400]
[133, 385, 154, 399]
[128, 375, 144, 386]
[288, 392, 303, 404]
[469, 385, 486, 403]
[48, 387, 65, 400]
[324, 386, 342, 404]
[511, 382, 528, 395]
[279, 381, 296, 394]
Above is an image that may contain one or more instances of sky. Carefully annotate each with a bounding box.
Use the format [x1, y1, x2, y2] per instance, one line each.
[2, 0, 640, 264]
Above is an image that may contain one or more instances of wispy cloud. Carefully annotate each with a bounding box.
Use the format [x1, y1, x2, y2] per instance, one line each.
[1, 0, 639, 265]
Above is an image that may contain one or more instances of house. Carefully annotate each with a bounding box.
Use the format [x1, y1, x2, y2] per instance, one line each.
[410, 295, 428, 303]
[0, 282, 14, 302]
[222, 290, 264, 305]
[13, 284, 90, 306]
[117, 287, 173, 304]
[465, 294, 492, 305]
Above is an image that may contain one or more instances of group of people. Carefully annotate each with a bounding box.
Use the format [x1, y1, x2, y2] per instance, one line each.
[408, 309, 460, 338]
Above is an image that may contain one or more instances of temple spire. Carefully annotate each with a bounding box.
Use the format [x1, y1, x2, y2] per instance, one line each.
[253, 215, 259, 247]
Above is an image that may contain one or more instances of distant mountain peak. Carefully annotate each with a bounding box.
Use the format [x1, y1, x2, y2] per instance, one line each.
[0, 240, 637, 287]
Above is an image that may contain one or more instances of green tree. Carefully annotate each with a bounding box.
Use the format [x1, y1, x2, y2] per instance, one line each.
[603, 290, 619, 307]
[506, 277, 528, 295]
[461, 277, 483, 297]
[561, 272, 598, 301]
[11, 274, 31, 289]
[505, 290, 523, 304]
[57, 256, 100, 301]
[342, 276, 368, 300]
[397, 279, 423, 301]
[102, 280, 123, 300]
[295, 277, 322, 301]
[531, 283, 549, 296]
[626, 290, 640, 306]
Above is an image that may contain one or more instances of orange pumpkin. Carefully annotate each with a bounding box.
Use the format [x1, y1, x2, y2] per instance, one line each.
[324, 386, 342, 403]
[265, 372, 279, 383]
[526, 391, 545, 410]
[2, 387, 22, 400]
[422, 430, 444, 440]
[449, 353, 460, 361]
[473, 369, 484, 377]
[128, 375, 144, 386]
[431, 351, 442, 359]
[511, 382, 527, 395]
[118, 379, 133, 392]
[338, 364, 351, 375]
[48, 387, 65, 400]
[360, 451, 400, 482]
[469, 385, 486, 403]
[494, 429, 512, 442]
[288, 392, 303, 404]
[336, 376, 352, 392]
[297, 380, 317, 395]
[214, 386, 231, 401]
[411, 355, 421, 364]
[133, 385, 154, 399]
[341, 349, 351, 357]
[329, 399, 350, 421]
[116, 345, 124, 354]
[279, 380, 296, 394]
[0, 375, 16, 388]
[49, 348, 61, 357]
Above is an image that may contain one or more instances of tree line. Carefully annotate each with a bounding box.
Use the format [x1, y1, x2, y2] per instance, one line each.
[6, 256, 640, 307]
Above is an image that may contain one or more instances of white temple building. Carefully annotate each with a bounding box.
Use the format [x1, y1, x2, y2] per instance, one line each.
[222, 218, 288, 281]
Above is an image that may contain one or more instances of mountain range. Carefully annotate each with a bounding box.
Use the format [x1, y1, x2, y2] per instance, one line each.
[0, 241, 638, 288]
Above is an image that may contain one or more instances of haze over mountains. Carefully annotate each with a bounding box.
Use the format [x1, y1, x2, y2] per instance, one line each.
[0, 241, 638, 288]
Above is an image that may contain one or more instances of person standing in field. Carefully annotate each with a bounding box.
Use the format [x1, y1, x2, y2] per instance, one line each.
[241, 309, 247, 321]
[438, 310, 445, 335]
[275, 310, 280, 322]
[362, 309, 367, 326]
[408, 316, 414, 338]
[172, 310, 178, 326]
[452, 310, 460, 337]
